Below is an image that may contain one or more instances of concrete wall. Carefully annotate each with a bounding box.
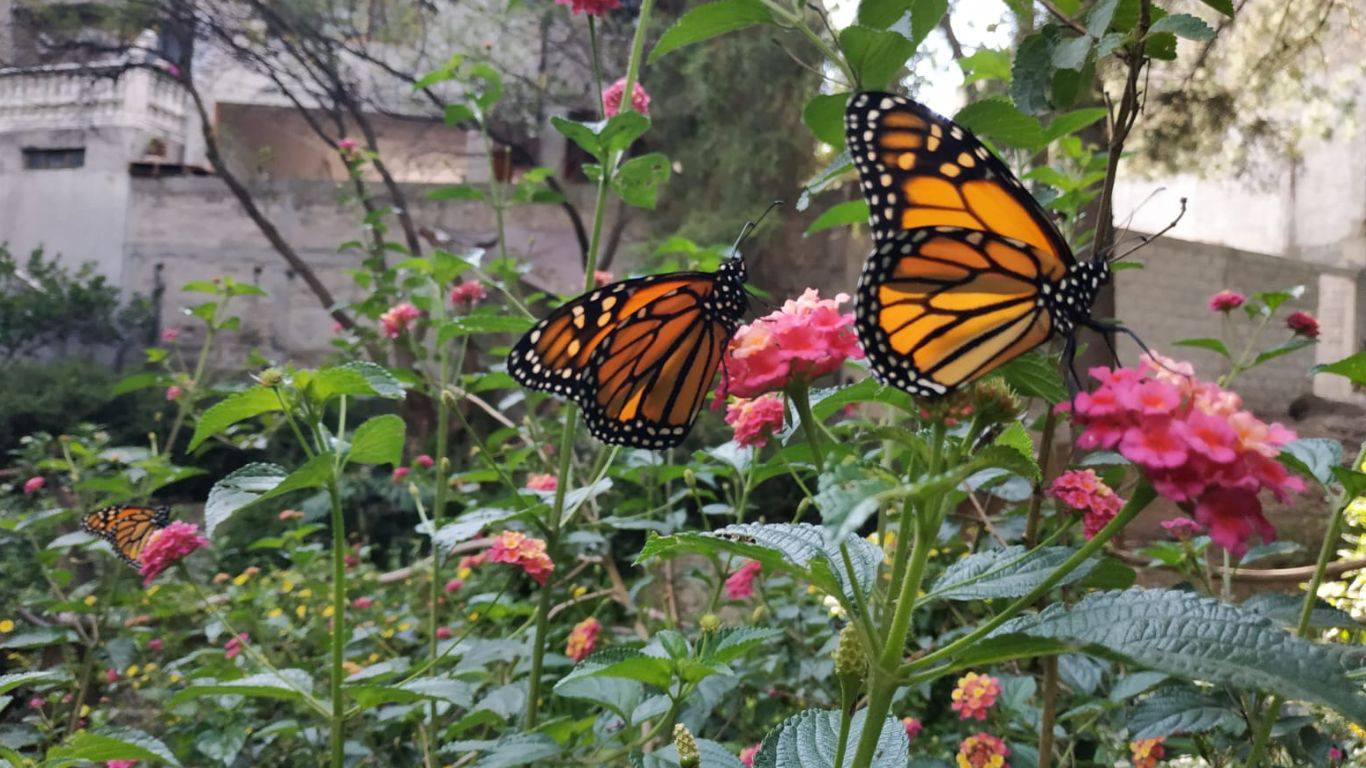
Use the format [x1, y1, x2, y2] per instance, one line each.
[1114, 235, 1364, 412]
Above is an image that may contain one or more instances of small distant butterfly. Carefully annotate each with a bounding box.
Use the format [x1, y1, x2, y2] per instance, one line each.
[845, 91, 1118, 398]
[508, 213, 779, 449]
[82, 505, 170, 566]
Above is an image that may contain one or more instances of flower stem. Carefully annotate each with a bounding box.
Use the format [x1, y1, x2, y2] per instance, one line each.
[1245, 442, 1366, 766]
[788, 384, 826, 472]
[326, 472, 348, 768]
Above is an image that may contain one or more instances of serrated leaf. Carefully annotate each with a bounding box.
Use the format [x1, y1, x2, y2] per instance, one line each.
[816, 459, 896, 544]
[1199, 0, 1234, 16]
[928, 545, 1100, 601]
[907, 0, 948, 49]
[0, 628, 78, 649]
[430, 508, 520, 550]
[996, 351, 1066, 403]
[466, 733, 562, 768]
[1149, 12, 1214, 40]
[648, 0, 775, 63]
[806, 199, 870, 235]
[1043, 107, 1107, 142]
[856, 0, 908, 29]
[753, 708, 906, 768]
[347, 414, 405, 466]
[1110, 671, 1169, 701]
[636, 738, 746, 768]
[557, 647, 673, 690]
[204, 457, 332, 537]
[954, 98, 1044, 150]
[1011, 30, 1057, 115]
[1057, 653, 1108, 694]
[1242, 593, 1360, 631]
[49, 727, 182, 766]
[993, 588, 1366, 726]
[0, 670, 69, 695]
[1127, 686, 1241, 740]
[189, 387, 282, 450]
[637, 522, 881, 601]
[173, 669, 316, 707]
[308, 361, 405, 402]
[705, 626, 782, 664]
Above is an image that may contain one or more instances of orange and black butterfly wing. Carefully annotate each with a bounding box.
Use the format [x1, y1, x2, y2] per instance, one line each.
[855, 227, 1055, 397]
[508, 273, 717, 398]
[577, 279, 734, 449]
[82, 505, 171, 566]
[845, 91, 1073, 271]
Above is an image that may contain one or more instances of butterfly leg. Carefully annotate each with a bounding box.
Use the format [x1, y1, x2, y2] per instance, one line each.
[1061, 333, 1083, 397]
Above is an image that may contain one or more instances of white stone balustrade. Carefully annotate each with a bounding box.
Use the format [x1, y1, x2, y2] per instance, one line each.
[0, 63, 187, 138]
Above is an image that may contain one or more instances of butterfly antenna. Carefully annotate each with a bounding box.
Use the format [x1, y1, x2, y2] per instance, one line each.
[1109, 197, 1188, 262]
[731, 200, 785, 259]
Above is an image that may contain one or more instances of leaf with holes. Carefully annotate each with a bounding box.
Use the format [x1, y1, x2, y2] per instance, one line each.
[613, 153, 671, 209]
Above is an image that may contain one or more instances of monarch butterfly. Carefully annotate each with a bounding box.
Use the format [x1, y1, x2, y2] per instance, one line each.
[508, 229, 760, 449]
[845, 91, 1113, 398]
[81, 505, 170, 566]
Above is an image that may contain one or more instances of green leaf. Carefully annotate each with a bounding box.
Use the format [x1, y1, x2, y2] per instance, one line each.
[1126, 686, 1242, 740]
[1334, 467, 1366, 498]
[994, 588, 1366, 726]
[551, 116, 604, 159]
[996, 351, 1067, 403]
[1198, 0, 1235, 17]
[1314, 352, 1366, 385]
[806, 199, 870, 235]
[637, 522, 882, 602]
[907, 0, 949, 49]
[0, 670, 69, 695]
[203, 458, 333, 537]
[49, 727, 182, 766]
[612, 152, 671, 209]
[0, 627, 77, 649]
[928, 545, 1101, 601]
[856, 0, 908, 29]
[1043, 107, 1107, 142]
[705, 626, 782, 664]
[1241, 593, 1361, 630]
[838, 26, 916, 90]
[111, 372, 162, 396]
[428, 184, 487, 202]
[1011, 30, 1057, 115]
[307, 361, 405, 402]
[554, 670, 642, 721]
[470, 733, 562, 768]
[637, 739, 746, 768]
[803, 93, 849, 146]
[444, 103, 476, 126]
[648, 0, 775, 63]
[954, 98, 1044, 150]
[438, 314, 535, 342]
[556, 647, 673, 690]
[753, 708, 907, 768]
[993, 422, 1035, 461]
[348, 414, 405, 466]
[1051, 34, 1092, 70]
[173, 669, 315, 707]
[1173, 337, 1231, 358]
[958, 48, 1012, 85]
[1279, 438, 1342, 488]
[600, 112, 652, 154]
[815, 459, 896, 544]
[189, 387, 282, 450]
[1149, 12, 1215, 40]
[1253, 337, 1314, 366]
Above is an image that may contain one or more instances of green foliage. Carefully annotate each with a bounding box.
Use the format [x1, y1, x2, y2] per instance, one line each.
[0, 247, 151, 360]
[753, 709, 907, 768]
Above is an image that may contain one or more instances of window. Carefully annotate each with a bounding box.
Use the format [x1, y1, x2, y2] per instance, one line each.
[23, 148, 85, 170]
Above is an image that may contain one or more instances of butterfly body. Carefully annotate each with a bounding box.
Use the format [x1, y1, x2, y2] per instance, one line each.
[845, 91, 1113, 397]
[81, 505, 170, 566]
[509, 256, 749, 449]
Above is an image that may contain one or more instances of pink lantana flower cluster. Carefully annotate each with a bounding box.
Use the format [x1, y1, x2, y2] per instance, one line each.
[724, 560, 763, 600]
[725, 394, 786, 448]
[138, 521, 209, 585]
[1160, 516, 1205, 540]
[950, 671, 1001, 721]
[525, 473, 558, 492]
[957, 732, 1010, 768]
[565, 617, 601, 661]
[1207, 290, 1245, 312]
[722, 289, 863, 398]
[901, 716, 923, 741]
[1067, 353, 1303, 556]
[1130, 737, 1165, 768]
[601, 77, 650, 117]
[739, 744, 760, 767]
[486, 530, 555, 585]
[449, 280, 488, 306]
[379, 302, 421, 338]
[554, 0, 619, 16]
[1049, 469, 1125, 539]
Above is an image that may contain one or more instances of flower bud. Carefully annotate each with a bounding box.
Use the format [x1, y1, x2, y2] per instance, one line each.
[969, 377, 1021, 425]
[699, 613, 721, 632]
[441, 387, 459, 409]
[833, 624, 866, 682]
[258, 367, 285, 387]
[683, 469, 696, 489]
[750, 605, 767, 623]
[673, 724, 700, 768]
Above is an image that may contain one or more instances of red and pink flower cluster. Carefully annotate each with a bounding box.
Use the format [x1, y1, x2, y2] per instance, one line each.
[957, 732, 1010, 768]
[722, 289, 862, 398]
[724, 560, 763, 601]
[1049, 469, 1124, 539]
[1130, 737, 1165, 768]
[138, 521, 209, 585]
[950, 671, 1001, 721]
[380, 302, 421, 338]
[602, 77, 650, 117]
[725, 394, 785, 448]
[565, 616, 601, 662]
[1067, 353, 1303, 556]
[485, 530, 555, 585]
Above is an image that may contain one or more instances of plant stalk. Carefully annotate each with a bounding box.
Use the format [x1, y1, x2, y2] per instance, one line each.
[326, 473, 348, 767]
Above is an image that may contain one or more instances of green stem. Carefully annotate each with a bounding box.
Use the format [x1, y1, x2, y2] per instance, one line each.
[326, 473, 348, 767]
[1246, 442, 1366, 767]
[788, 384, 826, 471]
[163, 318, 218, 456]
